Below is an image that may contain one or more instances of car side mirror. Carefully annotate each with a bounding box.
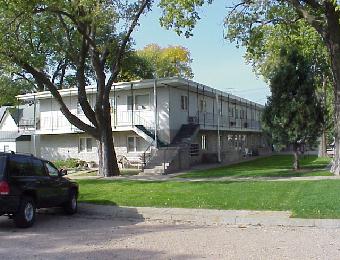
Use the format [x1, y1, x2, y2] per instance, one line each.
[58, 169, 68, 177]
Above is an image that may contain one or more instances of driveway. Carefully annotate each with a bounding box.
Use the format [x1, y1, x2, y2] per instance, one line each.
[1, 209, 340, 259]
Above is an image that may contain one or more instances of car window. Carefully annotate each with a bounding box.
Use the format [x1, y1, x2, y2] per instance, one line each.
[0, 156, 6, 178]
[45, 162, 59, 177]
[31, 159, 46, 177]
[8, 156, 32, 177]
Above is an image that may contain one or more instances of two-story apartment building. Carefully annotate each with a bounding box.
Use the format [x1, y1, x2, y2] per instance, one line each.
[17, 77, 270, 174]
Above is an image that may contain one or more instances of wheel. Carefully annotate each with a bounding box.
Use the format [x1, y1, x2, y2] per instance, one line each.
[63, 190, 77, 215]
[13, 196, 36, 228]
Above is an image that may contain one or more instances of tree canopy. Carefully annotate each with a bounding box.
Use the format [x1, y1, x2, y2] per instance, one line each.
[263, 48, 324, 169]
[0, 0, 152, 176]
[137, 44, 193, 78]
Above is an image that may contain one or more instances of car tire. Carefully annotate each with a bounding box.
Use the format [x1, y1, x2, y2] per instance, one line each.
[13, 196, 36, 228]
[63, 190, 77, 215]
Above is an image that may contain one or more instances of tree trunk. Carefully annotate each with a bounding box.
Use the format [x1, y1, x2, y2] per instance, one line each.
[293, 146, 300, 171]
[324, 2, 340, 175]
[318, 130, 327, 157]
[97, 125, 120, 177]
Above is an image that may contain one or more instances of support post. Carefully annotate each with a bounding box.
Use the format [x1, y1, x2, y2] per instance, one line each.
[154, 79, 158, 148]
[216, 92, 221, 163]
[33, 95, 37, 156]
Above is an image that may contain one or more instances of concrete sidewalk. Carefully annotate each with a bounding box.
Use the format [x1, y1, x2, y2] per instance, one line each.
[79, 203, 340, 229]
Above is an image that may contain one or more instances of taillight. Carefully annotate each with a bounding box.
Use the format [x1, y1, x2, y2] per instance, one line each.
[0, 181, 10, 195]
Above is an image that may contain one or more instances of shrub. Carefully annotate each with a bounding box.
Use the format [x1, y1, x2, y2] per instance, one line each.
[53, 158, 78, 169]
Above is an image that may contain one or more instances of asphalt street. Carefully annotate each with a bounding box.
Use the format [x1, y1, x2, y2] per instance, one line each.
[1, 210, 340, 259]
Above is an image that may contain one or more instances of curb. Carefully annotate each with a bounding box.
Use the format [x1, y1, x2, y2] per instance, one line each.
[79, 203, 340, 228]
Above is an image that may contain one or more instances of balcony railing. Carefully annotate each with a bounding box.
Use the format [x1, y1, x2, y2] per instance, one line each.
[196, 112, 261, 130]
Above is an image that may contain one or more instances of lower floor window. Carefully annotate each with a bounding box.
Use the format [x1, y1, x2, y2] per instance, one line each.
[3, 145, 9, 152]
[79, 137, 93, 153]
[127, 136, 148, 152]
[201, 135, 207, 150]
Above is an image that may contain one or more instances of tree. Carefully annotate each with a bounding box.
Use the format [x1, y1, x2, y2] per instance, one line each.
[137, 44, 194, 78]
[262, 48, 324, 170]
[0, 75, 33, 106]
[0, 0, 152, 177]
[159, 0, 340, 174]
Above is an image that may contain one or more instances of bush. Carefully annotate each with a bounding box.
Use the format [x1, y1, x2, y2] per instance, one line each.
[53, 158, 79, 169]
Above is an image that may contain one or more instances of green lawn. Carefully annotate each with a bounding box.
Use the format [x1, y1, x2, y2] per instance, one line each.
[77, 179, 340, 219]
[177, 155, 332, 179]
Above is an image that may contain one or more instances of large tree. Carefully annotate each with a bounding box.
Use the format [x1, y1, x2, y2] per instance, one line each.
[159, 0, 340, 174]
[137, 44, 194, 78]
[0, 0, 152, 177]
[263, 47, 324, 170]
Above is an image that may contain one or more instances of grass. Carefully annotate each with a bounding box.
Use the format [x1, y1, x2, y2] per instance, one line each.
[77, 179, 340, 219]
[177, 155, 332, 179]
[72, 168, 141, 177]
[76, 155, 338, 219]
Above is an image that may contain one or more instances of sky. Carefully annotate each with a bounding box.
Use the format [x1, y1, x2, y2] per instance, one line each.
[132, 1, 271, 105]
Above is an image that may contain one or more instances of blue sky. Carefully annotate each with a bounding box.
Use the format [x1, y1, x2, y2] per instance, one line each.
[132, 1, 270, 105]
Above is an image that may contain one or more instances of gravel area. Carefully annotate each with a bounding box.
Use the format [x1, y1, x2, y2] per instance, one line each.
[1, 211, 340, 259]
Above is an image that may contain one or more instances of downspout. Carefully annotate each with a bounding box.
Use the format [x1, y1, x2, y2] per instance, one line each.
[154, 79, 158, 148]
[216, 91, 221, 163]
[33, 95, 37, 156]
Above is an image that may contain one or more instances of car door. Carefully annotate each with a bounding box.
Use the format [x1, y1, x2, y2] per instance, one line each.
[30, 158, 55, 208]
[44, 161, 69, 206]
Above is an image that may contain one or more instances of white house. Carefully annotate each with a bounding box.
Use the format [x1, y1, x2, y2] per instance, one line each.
[0, 104, 38, 154]
[17, 77, 270, 174]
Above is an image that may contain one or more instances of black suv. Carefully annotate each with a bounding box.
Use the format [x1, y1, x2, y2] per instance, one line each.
[0, 152, 78, 228]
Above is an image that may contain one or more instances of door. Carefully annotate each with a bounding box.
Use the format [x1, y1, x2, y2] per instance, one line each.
[44, 161, 69, 206]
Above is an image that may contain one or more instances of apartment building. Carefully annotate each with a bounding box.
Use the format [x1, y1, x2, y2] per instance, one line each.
[17, 77, 270, 174]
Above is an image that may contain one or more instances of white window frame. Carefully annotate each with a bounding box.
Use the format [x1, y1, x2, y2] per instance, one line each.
[199, 99, 207, 112]
[127, 136, 148, 153]
[3, 145, 9, 153]
[79, 137, 93, 153]
[201, 135, 207, 150]
[127, 93, 151, 111]
[181, 95, 188, 110]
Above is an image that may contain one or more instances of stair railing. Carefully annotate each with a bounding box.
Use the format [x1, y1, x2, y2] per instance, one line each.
[142, 141, 157, 170]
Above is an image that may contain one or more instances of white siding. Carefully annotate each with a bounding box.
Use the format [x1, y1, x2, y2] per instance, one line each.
[0, 112, 18, 131]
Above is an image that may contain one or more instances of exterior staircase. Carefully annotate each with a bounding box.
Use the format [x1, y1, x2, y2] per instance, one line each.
[134, 125, 167, 147]
[141, 124, 200, 175]
[171, 124, 200, 146]
[142, 147, 179, 175]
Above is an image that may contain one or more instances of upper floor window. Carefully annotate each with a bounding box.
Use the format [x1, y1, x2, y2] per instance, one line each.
[235, 109, 239, 119]
[199, 99, 206, 112]
[77, 102, 84, 115]
[229, 108, 234, 117]
[181, 96, 188, 110]
[127, 94, 150, 110]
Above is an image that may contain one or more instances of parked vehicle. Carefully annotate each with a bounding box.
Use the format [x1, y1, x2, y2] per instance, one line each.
[0, 152, 78, 228]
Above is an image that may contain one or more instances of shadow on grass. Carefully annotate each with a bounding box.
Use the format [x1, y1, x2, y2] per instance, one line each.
[177, 155, 332, 179]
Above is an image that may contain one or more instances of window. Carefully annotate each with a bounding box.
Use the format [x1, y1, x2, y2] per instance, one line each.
[135, 94, 149, 110]
[45, 161, 59, 177]
[199, 99, 206, 112]
[127, 136, 148, 152]
[181, 96, 188, 110]
[8, 156, 32, 177]
[0, 156, 6, 178]
[77, 102, 84, 115]
[240, 110, 245, 119]
[201, 135, 207, 150]
[31, 159, 45, 176]
[79, 137, 93, 153]
[127, 94, 150, 110]
[127, 95, 133, 110]
[229, 108, 234, 117]
[235, 109, 239, 119]
[110, 97, 116, 113]
[3, 145, 9, 153]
